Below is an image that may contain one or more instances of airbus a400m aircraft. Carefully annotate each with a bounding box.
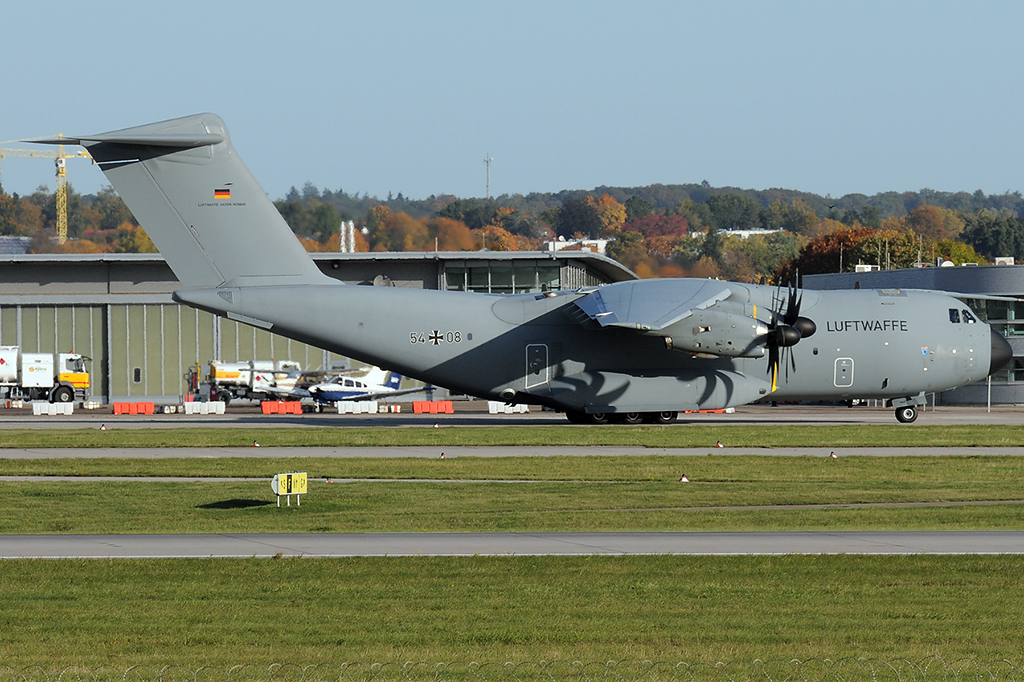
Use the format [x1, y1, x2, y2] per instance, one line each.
[34, 113, 1013, 424]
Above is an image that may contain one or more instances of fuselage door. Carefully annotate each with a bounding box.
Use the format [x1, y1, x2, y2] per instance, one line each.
[525, 344, 549, 390]
[834, 357, 854, 388]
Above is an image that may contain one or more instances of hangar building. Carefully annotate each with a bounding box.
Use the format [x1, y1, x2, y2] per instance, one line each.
[0, 250, 636, 403]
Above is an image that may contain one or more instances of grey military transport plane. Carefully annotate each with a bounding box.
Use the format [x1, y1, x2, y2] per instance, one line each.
[33, 113, 1013, 424]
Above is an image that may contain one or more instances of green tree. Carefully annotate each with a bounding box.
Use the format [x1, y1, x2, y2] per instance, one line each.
[761, 198, 819, 234]
[554, 197, 602, 238]
[436, 198, 499, 230]
[0, 191, 17, 235]
[670, 199, 712, 232]
[605, 230, 652, 273]
[961, 211, 1024, 261]
[706, 193, 761, 231]
[94, 186, 137, 231]
[624, 195, 654, 221]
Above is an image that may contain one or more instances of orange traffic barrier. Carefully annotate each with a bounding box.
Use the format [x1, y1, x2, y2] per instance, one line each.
[412, 401, 454, 414]
[113, 402, 155, 415]
[261, 401, 302, 415]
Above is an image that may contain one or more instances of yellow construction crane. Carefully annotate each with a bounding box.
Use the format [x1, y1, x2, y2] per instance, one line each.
[0, 138, 91, 244]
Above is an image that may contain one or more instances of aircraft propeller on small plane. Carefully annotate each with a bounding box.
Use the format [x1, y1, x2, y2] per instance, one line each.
[766, 281, 816, 385]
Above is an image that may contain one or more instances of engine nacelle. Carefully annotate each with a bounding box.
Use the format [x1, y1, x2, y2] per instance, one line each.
[658, 309, 767, 358]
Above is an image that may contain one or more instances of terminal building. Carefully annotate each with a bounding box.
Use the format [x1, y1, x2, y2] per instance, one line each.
[0, 250, 636, 403]
[805, 265, 1024, 405]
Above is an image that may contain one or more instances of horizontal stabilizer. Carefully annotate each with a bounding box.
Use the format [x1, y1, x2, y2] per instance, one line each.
[28, 133, 224, 148]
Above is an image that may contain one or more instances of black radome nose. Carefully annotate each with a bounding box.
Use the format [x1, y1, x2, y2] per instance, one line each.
[990, 328, 1013, 375]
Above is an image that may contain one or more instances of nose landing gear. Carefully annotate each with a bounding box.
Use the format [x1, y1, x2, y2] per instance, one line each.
[894, 405, 918, 423]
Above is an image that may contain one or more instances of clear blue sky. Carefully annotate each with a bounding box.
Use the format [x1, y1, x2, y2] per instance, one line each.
[3, 0, 1023, 203]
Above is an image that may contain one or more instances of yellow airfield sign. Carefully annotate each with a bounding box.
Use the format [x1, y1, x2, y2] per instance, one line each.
[271, 472, 307, 506]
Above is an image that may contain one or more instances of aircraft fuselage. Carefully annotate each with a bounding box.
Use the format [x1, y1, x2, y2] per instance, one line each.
[176, 279, 1003, 417]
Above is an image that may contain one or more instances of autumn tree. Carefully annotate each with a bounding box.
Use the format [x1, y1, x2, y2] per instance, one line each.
[777, 225, 875, 281]
[594, 194, 627, 236]
[905, 205, 964, 242]
[428, 217, 477, 251]
[622, 214, 688, 238]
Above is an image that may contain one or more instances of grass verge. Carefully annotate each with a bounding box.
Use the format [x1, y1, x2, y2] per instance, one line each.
[1, 456, 1022, 533]
[0, 555, 1020, 668]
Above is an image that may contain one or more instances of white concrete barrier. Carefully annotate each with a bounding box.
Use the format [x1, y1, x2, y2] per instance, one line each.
[337, 400, 378, 414]
[182, 401, 226, 415]
[487, 401, 530, 414]
[32, 402, 73, 416]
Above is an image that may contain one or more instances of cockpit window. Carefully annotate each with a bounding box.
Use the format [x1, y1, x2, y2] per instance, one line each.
[962, 309, 977, 323]
[949, 308, 960, 323]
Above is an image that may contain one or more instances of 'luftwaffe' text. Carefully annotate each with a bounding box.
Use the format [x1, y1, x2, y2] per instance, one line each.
[826, 320, 908, 332]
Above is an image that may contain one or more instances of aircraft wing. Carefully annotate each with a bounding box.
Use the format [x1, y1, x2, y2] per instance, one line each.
[571, 279, 735, 331]
[255, 385, 312, 399]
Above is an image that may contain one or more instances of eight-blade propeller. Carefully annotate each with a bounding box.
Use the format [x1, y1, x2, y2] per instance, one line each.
[765, 281, 816, 387]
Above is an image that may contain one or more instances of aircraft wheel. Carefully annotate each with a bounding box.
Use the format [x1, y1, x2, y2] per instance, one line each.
[650, 411, 678, 425]
[618, 412, 644, 425]
[565, 410, 587, 424]
[51, 386, 74, 403]
[895, 406, 918, 424]
[586, 412, 611, 425]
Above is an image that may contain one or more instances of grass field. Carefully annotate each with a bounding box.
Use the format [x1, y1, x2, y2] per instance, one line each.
[2, 441, 1022, 667]
[1, 424, 1024, 448]
[0, 556, 1021, 668]
[1, 455, 1023, 533]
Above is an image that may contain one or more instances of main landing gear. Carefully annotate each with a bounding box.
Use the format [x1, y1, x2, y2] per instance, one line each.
[565, 410, 678, 425]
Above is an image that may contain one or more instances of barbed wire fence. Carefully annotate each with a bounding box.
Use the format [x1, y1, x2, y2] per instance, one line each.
[0, 659, 1020, 682]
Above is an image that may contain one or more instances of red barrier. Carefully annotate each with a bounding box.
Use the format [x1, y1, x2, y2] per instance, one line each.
[412, 401, 454, 415]
[113, 402, 156, 415]
[261, 401, 302, 415]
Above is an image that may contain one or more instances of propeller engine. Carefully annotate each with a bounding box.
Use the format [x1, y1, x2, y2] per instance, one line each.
[765, 282, 816, 387]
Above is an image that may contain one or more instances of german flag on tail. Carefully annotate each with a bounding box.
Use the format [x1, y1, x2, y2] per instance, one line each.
[214, 188, 231, 199]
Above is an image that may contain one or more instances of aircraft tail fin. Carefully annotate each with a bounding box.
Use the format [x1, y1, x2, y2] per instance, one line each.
[360, 366, 387, 386]
[385, 372, 402, 390]
[33, 113, 326, 289]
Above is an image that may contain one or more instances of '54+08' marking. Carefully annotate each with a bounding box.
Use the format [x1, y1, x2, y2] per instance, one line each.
[410, 330, 463, 345]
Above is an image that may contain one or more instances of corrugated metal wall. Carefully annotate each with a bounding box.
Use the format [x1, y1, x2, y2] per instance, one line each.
[0, 303, 346, 402]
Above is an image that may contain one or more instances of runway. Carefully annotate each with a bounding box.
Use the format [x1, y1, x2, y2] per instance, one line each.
[2, 531, 1023, 558]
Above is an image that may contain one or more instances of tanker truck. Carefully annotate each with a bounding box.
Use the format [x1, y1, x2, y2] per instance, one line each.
[0, 346, 90, 403]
